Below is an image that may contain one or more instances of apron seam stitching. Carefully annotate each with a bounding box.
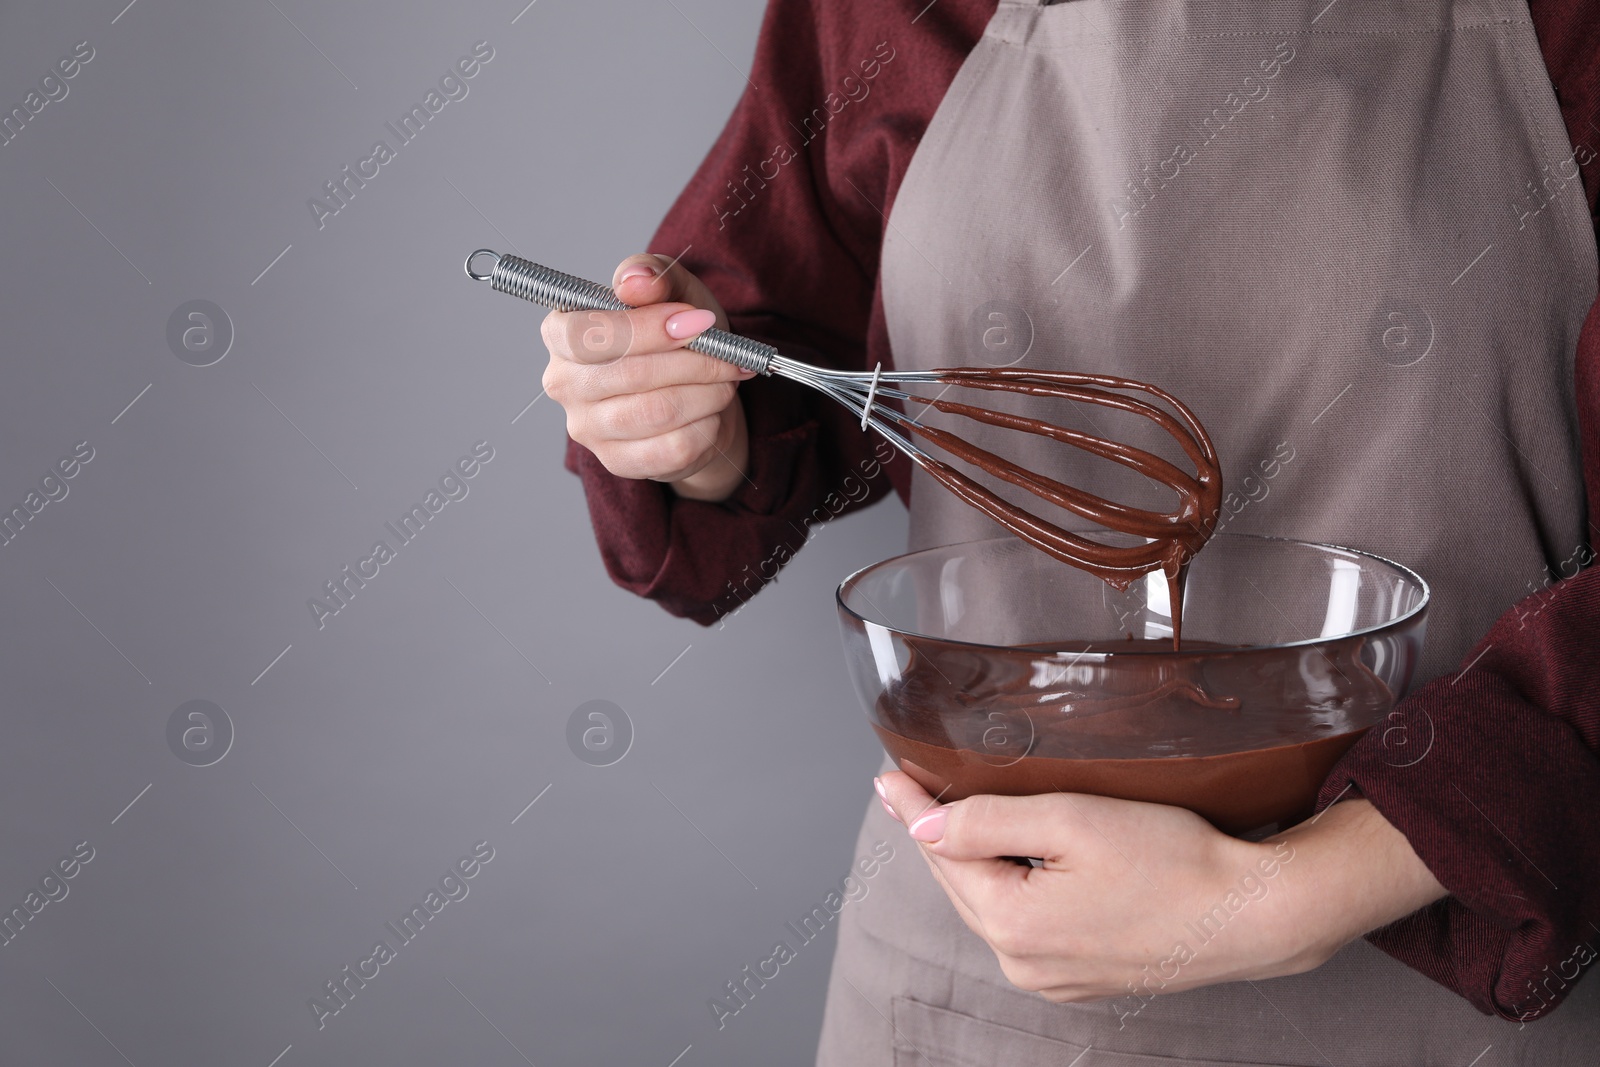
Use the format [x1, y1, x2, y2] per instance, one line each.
[1502, 19, 1584, 270]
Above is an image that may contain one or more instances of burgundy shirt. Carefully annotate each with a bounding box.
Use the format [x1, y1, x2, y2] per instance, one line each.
[566, 0, 1600, 1021]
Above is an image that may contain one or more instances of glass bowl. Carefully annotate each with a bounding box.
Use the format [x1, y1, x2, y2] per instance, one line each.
[837, 534, 1428, 834]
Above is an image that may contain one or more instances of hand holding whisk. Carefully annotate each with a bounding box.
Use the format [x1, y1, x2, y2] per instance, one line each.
[465, 249, 1222, 599]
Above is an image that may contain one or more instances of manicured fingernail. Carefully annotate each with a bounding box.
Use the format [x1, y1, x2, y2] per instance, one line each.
[618, 262, 656, 284]
[909, 806, 949, 842]
[665, 308, 716, 339]
[873, 778, 901, 822]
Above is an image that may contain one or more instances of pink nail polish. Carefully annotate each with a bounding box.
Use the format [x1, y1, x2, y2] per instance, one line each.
[873, 776, 888, 800]
[618, 262, 656, 284]
[879, 797, 901, 822]
[665, 308, 716, 339]
[909, 806, 949, 842]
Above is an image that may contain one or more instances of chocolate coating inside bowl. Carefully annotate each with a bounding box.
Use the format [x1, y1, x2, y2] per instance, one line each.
[873, 638, 1393, 834]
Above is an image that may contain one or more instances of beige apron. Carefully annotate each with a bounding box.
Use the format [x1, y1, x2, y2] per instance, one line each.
[816, 1, 1598, 1063]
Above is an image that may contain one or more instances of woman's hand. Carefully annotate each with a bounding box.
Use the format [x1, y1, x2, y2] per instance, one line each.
[876, 772, 1447, 1006]
[540, 254, 753, 502]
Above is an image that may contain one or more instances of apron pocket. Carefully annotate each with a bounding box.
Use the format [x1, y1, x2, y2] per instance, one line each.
[890, 995, 1303, 1067]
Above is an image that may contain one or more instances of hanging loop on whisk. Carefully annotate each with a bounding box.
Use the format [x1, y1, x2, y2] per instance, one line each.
[464, 249, 500, 282]
[463, 249, 779, 375]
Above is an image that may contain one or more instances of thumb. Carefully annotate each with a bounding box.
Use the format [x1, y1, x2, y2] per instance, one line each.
[916, 793, 1077, 863]
[612, 253, 727, 325]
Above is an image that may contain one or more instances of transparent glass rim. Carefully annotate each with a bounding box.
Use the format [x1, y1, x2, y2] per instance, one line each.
[835, 532, 1432, 657]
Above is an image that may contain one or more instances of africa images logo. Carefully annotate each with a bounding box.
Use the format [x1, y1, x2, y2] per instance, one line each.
[308, 841, 495, 1030]
[308, 41, 495, 230]
[307, 441, 494, 630]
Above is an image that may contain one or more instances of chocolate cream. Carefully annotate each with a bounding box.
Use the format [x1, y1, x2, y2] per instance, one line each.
[904, 367, 1223, 646]
[879, 374, 1389, 831]
[872, 639, 1393, 834]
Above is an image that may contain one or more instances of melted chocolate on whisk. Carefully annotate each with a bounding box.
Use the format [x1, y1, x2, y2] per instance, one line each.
[902, 368, 1223, 648]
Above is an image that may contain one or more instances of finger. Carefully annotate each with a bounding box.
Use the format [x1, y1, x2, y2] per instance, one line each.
[541, 347, 749, 409]
[592, 414, 726, 482]
[542, 303, 721, 368]
[558, 347, 752, 404]
[872, 777, 981, 930]
[612, 253, 726, 318]
[874, 778, 993, 941]
[912, 835, 993, 941]
[877, 770, 942, 826]
[915, 830, 1032, 931]
[613, 254, 667, 290]
[878, 773, 1029, 926]
[581, 382, 738, 443]
[878, 775, 1072, 865]
[919, 793, 1084, 865]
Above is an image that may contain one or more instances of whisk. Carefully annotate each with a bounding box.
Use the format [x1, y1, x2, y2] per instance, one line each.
[465, 249, 1222, 591]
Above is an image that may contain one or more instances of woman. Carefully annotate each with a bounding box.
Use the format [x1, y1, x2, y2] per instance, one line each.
[540, 0, 1600, 1062]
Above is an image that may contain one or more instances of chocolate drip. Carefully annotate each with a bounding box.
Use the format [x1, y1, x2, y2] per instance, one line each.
[901, 368, 1222, 647]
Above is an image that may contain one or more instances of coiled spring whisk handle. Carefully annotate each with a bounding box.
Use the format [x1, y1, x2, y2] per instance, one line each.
[464, 249, 777, 375]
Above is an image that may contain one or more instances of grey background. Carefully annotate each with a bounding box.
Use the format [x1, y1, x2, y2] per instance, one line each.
[0, 2, 909, 1064]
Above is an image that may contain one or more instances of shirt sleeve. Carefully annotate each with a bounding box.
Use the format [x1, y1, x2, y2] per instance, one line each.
[568, 0, 1600, 1020]
[1316, 547, 1600, 1021]
[562, 0, 938, 625]
[1312, 2, 1600, 1020]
